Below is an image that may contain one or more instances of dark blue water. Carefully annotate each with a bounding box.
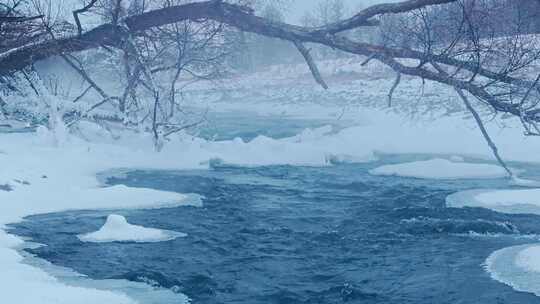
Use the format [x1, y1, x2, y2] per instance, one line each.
[8, 155, 540, 304]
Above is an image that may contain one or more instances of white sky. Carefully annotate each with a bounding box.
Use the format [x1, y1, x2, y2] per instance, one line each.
[287, 0, 403, 24]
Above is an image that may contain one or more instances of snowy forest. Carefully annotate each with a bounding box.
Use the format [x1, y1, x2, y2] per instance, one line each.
[3, 0, 540, 303]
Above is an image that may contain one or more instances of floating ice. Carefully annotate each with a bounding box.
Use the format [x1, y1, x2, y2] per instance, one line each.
[509, 176, 540, 188]
[485, 244, 540, 297]
[447, 189, 540, 215]
[516, 245, 540, 273]
[369, 158, 509, 179]
[78, 215, 186, 243]
[449, 155, 465, 162]
[325, 153, 378, 165]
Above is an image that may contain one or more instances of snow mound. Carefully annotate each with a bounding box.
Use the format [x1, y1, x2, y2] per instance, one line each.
[369, 158, 509, 179]
[447, 189, 540, 215]
[485, 244, 540, 297]
[78, 215, 186, 243]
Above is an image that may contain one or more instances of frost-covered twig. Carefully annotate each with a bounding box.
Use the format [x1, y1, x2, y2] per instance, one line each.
[455, 89, 513, 177]
[61, 54, 108, 99]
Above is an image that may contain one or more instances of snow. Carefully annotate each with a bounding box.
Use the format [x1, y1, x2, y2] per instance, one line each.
[78, 215, 186, 243]
[476, 189, 540, 207]
[0, 133, 204, 304]
[449, 155, 465, 162]
[447, 189, 540, 215]
[485, 244, 540, 297]
[369, 158, 509, 179]
[516, 245, 540, 273]
[3, 104, 540, 303]
[509, 176, 540, 188]
[3, 56, 540, 303]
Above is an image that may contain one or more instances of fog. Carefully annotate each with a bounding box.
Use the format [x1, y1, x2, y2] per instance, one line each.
[288, 0, 404, 24]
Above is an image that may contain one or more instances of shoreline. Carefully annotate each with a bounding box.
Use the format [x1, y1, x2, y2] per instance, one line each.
[2, 105, 540, 303]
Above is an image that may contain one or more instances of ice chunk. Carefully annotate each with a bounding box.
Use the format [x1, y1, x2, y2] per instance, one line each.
[449, 155, 465, 162]
[325, 153, 377, 165]
[516, 245, 540, 273]
[509, 176, 540, 188]
[369, 158, 509, 179]
[292, 125, 333, 143]
[485, 244, 540, 297]
[476, 189, 540, 207]
[78, 215, 186, 243]
[447, 189, 540, 215]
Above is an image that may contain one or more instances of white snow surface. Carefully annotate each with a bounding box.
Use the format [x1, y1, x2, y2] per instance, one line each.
[0, 132, 203, 303]
[485, 244, 540, 297]
[476, 189, 540, 207]
[516, 245, 540, 273]
[78, 214, 186, 243]
[369, 158, 509, 179]
[447, 188, 540, 215]
[2, 105, 540, 303]
[3, 69, 540, 302]
[509, 176, 540, 188]
[449, 155, 465, 162]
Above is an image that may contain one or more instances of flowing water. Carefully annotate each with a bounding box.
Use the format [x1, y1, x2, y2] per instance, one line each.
[7, 113, 540, 304]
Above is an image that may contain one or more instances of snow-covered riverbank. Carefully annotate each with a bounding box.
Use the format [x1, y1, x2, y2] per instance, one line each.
[2, 104, 540, 303]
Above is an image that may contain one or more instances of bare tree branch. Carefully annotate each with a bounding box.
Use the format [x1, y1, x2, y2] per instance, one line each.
[293, 41, 328, 89]
[455, 88, 513, 177]
[388, 72, 401, 107]
[1, 0, 540, 129]
[61, 54, 108, 99]
[0, 15, 43, 22]
[320, 0, 457, 34]
[73, 0, 98, 35]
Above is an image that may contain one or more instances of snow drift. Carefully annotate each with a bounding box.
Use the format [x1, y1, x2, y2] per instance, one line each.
[78, 214, 186, 243]
[369, 158, 509, 179]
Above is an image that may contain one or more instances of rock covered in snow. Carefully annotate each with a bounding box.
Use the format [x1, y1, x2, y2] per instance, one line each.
[78, 215, 186, 243]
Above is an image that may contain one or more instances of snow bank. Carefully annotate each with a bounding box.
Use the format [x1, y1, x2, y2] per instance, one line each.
[485, 244, 540, 297]
[0, 132, 204, 304]
[369, 158, 509, 179]
[78, 215, 186, 243]
[447, 189, 540, 215]
[2, 94, 540, 303]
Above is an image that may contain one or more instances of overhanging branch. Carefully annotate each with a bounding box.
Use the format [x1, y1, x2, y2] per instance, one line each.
[293, 41, 328, 90]
[2, 0, 538, 124]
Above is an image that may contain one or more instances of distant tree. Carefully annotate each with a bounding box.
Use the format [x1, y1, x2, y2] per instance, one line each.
[250, 3, 295, 66]
[300, 10, 316, 28]
[300, 0, 349, 59]
[312, 0, 345, 27]
[230, 1, 299, 69]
